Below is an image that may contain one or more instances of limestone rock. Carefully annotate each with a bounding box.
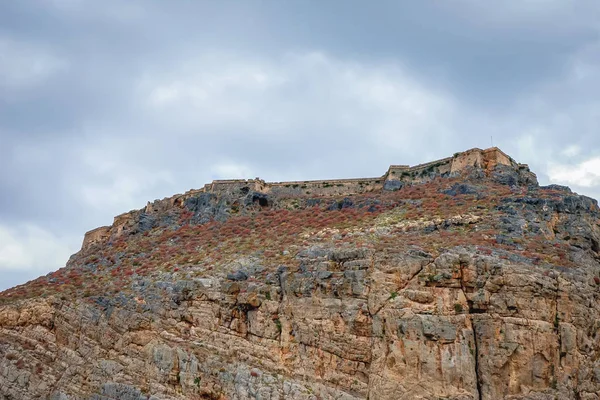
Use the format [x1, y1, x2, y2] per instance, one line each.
[2, 147, 600, 399]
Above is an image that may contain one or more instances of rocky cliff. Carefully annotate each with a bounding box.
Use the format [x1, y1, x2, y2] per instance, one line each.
[1, 148, 600, 400]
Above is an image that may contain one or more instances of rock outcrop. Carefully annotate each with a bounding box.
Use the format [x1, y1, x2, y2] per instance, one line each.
[1, 147, 600, 399]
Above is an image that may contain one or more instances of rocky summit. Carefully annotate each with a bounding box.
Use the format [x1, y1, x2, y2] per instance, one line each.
[1, 147, 600, 400]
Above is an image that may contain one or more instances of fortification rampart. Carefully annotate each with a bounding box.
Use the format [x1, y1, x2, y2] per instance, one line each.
[482, 147, 513, 169]
[81, 226, 111, 249]
[201, 178, 267, 194]
[267, 177, 384, 197]
[80, 147, 532, 250]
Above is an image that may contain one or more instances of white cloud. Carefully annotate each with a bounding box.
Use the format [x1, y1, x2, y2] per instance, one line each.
[77, 145, 176, 211]
[46, 0, 147, 22]
[80, 171, 175, 211]
[447, 0, 600, 32]
[562, 145, 581, 157]
[548, 157, 600, 188]
[0, 223, 77, 273]
[483, 37, 600, 193]
[0, 37, 67, 91]
[211, 163, 255, 180]
[136, 51, 460, 162]
[132, 49, 600, 194]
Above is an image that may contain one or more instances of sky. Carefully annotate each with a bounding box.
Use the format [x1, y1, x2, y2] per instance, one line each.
[2, 1, 600, 291]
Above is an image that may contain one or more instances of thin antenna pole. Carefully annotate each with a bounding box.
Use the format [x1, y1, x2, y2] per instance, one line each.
[491, 136, 493, 147]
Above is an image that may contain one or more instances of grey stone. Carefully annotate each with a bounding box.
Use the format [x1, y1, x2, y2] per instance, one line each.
[443, 183, 478, 196]
[317, 271, 333, 280]
[227, 270, 248, 281]
[383, 180, 404, 191]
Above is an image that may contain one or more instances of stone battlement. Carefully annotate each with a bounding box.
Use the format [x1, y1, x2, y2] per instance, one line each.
[80, 147, 535, 250]
[181, 147, 518, 198]
[81, 226, 111, 249]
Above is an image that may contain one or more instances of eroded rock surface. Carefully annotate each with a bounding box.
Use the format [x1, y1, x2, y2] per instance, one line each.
[1, 148, 600, 399]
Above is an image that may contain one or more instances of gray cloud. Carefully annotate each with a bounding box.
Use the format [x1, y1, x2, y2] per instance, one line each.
[1, 1, 600, 290]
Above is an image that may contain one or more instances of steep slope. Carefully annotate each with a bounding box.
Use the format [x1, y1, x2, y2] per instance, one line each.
[1, 148, 600, 400]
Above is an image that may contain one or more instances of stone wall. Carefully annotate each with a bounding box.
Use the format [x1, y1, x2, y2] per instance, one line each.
[81, 226, 111, 250]
[450, 149, 484, 173]
[481, 147, 513, 169]
[113, 211, 139, 236]
[204, 178, 267, 194]
[268, 177, 384, 197]
[81, 212, 139, 250]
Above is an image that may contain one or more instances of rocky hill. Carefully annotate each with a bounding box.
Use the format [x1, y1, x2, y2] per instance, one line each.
[1, 147, 599, 400]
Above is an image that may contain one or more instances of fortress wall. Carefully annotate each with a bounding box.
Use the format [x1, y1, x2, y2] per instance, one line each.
[168, 188, 205, 208]
[482, 147, 513, 168]
[189, 147, 516, 197]
[410, 158, 453, 176]
[384, 158, 453, 184]
[80, 211, 138, 250]
[113, 211, 139, 236]
[410, 156, 454, 172]
[269, 177, 384, 196]
[144, 193, 191, 214]
[389, 165, 410, 169]
[450, 149, 484, 173]
[384, 165, 410, 180]
[383, 147, 519, 185]
[80, 147, 527, 250]
[208, 179, 267, 194]
[81, 226, 111, 249]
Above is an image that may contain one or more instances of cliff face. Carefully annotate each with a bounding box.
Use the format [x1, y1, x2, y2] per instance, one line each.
[1, 148, 600, 400]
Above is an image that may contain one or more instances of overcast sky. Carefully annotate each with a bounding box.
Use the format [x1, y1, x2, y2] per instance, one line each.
[2, 1, 600, 291]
